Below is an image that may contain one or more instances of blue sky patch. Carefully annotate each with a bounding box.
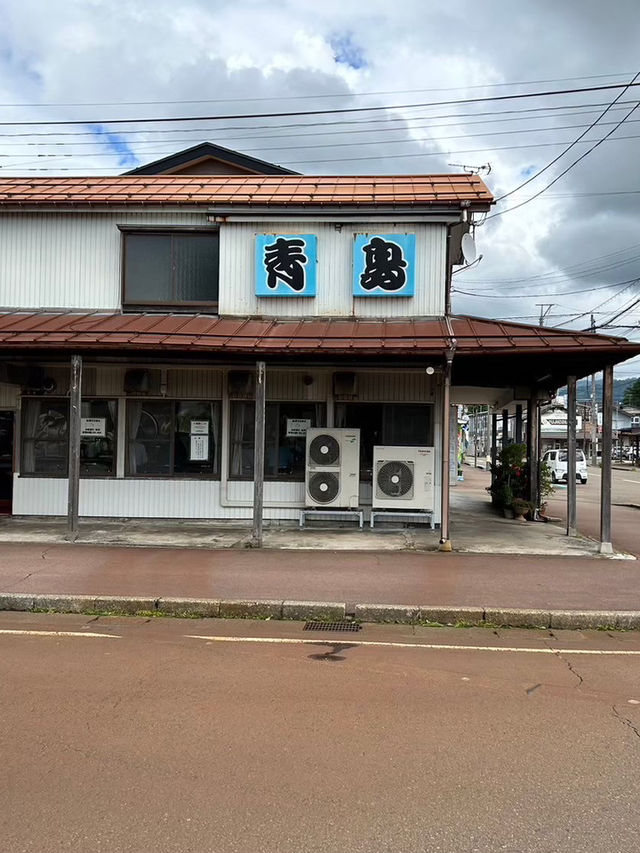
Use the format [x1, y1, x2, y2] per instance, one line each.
[87, 123, 138, 169]
[519, 164, 537, 178]
[329, 32, 367, 70]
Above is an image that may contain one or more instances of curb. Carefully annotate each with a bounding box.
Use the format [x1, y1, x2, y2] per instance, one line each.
[1, 593, 639, 630]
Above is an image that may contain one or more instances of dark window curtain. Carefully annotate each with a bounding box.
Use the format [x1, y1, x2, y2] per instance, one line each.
[21, 398, 69, 476]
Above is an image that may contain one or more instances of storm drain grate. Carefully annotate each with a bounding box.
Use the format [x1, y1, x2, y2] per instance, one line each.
[304, 621, 362, 632]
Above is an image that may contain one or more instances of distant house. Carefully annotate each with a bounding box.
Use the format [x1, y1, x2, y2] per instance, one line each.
[125, 142, 299, 176]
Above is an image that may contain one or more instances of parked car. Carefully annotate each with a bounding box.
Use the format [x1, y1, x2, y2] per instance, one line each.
[542, 449, 588, 484]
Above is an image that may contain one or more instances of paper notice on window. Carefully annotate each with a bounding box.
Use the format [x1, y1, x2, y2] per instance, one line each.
[190, 434, 209, 461]
[81, 417, 106, 437]
[286, 418, 311, 438]
[190, 420, 209, 435]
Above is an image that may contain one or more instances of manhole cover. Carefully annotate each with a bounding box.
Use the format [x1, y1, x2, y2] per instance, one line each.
[304, 621, 362, 632]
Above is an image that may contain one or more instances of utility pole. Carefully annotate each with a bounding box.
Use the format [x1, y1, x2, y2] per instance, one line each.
[536, 303, 554, 326]
[589, 314, 598, 466]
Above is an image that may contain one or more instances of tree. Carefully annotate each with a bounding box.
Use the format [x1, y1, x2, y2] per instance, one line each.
[622, 378, 640, 407]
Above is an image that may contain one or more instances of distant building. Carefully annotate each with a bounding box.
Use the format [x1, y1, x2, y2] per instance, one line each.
[125, 142, 298, 176]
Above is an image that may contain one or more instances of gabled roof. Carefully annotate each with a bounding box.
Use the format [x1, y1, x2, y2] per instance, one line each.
[125, 142, 298, 176]
[0, 174, 493, 209]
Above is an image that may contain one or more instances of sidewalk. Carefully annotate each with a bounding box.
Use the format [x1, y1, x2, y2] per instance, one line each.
[1, 541, 639, 629]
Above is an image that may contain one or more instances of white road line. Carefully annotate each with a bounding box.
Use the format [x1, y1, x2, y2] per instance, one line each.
[622, 479, 640, 484]
[0, 629, 120, 638]
[186, 635, 640, 655]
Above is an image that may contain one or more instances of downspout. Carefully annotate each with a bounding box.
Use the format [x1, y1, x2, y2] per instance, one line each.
[438, 316, 457, 551]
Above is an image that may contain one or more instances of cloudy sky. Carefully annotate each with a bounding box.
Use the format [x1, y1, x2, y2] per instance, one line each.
[1, 0, 639, 376]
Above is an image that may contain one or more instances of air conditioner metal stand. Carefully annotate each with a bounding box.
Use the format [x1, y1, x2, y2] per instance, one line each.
[370, 510, 435, 530]
[299, 509, 364, 529]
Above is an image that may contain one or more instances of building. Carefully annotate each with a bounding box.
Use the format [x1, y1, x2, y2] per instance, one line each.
[0, 169, 638, 549]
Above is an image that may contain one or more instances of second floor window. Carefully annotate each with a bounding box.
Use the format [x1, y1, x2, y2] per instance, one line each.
[122, 230, 219, 310]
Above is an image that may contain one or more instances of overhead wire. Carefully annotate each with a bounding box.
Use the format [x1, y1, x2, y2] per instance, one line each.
[1, 71, 632, 108]
[485, 82, 640, 221]
[2, 81, 640, 128]
[492, 70, 640, 203]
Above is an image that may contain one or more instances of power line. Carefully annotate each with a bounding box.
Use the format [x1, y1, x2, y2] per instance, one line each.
[2, 81, 640, 128]
[554, 279, 640, 328]
[2, 71, 632, 109]
[1, 97, 636, 141]
[454, 279, 640, 299]
[5, 115, 640, 155]
[493, 71, 640, 203]
[9, 129, 640, 172]
[486, 91, 640, 221]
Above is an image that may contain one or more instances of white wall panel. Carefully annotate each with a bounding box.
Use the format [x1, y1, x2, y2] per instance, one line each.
[0, 212, 209, 310]
[219, 221, 446, 318]
[12, 475, 301, 520]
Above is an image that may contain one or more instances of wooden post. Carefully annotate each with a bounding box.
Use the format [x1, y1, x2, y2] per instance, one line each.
[515, 404, 523, 445]
[600, 364, 614, 554]
[251, 361, 266, 547]
[438, 352, 454, 551]
[490, 412, 498, 487]
[566, 376, 577, 536]
[501, 408, 509, 449]
[527, 394, 539, 507]
[66, 354, 82, 541]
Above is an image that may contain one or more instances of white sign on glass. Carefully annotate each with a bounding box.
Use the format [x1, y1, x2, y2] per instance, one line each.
[190, 420, 209, 435]
[286, 418, 311, 438]
[81, 417, 106, 437]
[190, 434, 209, 461]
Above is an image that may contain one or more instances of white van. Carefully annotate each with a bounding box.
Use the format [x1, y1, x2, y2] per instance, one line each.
[542, 449, 588, 484]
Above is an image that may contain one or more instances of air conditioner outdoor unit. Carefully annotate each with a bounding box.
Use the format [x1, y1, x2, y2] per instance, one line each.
[305, 427, 360, 509]
[372, 446, 435, 511]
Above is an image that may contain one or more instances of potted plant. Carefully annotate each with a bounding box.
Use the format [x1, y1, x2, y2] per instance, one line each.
[511, 497, 530, 521]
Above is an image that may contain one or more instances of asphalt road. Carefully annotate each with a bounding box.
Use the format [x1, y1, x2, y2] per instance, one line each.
[545, 465, 640, 555]
[2, 612, 640, 853]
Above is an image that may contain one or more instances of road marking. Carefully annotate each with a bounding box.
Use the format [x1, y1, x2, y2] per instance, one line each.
[0, 629, 120, 638]
[623, 479, 640, 484]
[186, 635, 640, 655]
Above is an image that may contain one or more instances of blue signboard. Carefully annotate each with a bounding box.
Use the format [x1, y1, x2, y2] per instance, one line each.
[353, 233, 415, 297]
[255, 234, 317, 297]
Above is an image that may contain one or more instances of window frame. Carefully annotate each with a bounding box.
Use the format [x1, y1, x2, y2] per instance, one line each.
[19, 396, 119, 479]
[125, 397, 222, 479]
[228, 400, 327, 482]
[120, 226, 220, 312]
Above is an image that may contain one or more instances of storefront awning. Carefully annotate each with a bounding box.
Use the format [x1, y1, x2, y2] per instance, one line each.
[0, 312, 638, 387]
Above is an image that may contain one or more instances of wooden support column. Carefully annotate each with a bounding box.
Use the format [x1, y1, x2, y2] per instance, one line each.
[527, 394, 539, 507]
[515, 404, 523, 445]
[438, 351, 454, 551]
[566, 376, 577, 536]
[501, 408, 509, 449]
[251, 361, 266, 547]
[66, 354, 82, 542]
[599, 363, 614, 554]
[490, 412, 498, 487]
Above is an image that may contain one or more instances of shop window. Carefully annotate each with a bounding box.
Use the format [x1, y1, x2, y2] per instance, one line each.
[126, 400, 220, 477]
[80, 400, 117, 476]
[229, 402, 326, 480]
[335, 402, 434, 479]
[122, 231, 219, 310]
[21, 398, 117, 477]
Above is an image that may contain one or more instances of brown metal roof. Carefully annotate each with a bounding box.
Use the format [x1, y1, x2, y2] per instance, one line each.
[0, 312, 637, 360]
[0, 174, 493, 208]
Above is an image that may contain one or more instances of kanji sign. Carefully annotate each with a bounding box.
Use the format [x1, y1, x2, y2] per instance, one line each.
[255, 234, 317, 297]
[353, 233, 415, 297]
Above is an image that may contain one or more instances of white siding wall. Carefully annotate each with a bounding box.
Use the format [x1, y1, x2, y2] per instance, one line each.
[12, 365, 442, 523]
[219, 221, 446, 317]
[0, 211, 210, 310]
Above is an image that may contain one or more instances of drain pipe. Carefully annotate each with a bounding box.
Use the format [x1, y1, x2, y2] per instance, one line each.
[439, 321, 457, 552]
